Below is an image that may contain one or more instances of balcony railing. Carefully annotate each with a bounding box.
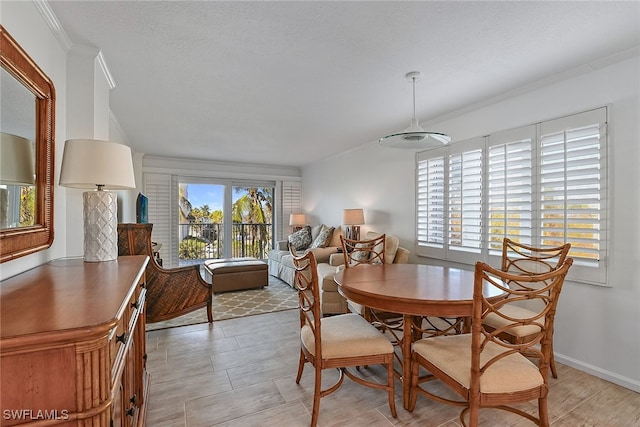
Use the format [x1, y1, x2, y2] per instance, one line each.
[178, 222, 273, 262]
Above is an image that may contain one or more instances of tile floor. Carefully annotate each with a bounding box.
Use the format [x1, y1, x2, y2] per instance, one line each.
[145, 309, 640, 426]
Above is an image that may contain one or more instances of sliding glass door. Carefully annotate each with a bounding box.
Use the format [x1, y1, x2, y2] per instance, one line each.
[178, 183, 225, 262]
[231, 186, 273, 258]
[177, 180, 273, 264]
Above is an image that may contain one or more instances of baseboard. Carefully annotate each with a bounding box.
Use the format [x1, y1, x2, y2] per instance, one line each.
[555, 352, 640, 393]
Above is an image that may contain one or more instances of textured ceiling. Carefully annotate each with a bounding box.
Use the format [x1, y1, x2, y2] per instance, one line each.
[48, 1, 640, 168]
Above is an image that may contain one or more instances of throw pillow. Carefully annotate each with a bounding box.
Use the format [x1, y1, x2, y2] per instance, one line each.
[350, 242, 373, 263]
[328, 226, 343, 247]
[288, 225, 312, 251]
[310, 225, 334, 248]
[310, 224, 324, 242]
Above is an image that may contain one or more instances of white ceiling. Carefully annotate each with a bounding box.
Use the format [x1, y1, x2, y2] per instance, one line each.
[48, 1, 640, 168]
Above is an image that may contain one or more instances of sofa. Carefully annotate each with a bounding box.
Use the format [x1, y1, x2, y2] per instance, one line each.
[268, 224, 343, 288]
[268, 227, 409, 315]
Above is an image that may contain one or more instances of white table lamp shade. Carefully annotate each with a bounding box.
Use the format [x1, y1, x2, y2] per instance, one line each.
[343, 208, 364, 225]
[289, 213, 306, 226]
[59, 139, 135, 189]
[59, 139, 136, 262]
[0, 132, 35, 185]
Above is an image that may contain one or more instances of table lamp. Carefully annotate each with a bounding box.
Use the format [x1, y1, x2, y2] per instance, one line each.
[59, 139, 135, 262]
[343, 208, 364, 240]
[0, 133, 35, 228]
[289, 213, 306, 232]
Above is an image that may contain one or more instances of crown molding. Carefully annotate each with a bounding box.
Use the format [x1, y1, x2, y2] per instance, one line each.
[34, 0, 72, 52]
[97, 51, 116, 89]
[35, 1, 116, 89]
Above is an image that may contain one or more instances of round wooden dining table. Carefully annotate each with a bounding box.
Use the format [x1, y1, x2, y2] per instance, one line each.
[334, 263, 503, 410]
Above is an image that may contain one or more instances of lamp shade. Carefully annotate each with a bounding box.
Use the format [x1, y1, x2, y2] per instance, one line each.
[343, 208, 364, 225]
[289, 213, 306, 226]
[59, 139, 135, 189]
[0, 132, 34, 185]
[379, 71, 450, 149]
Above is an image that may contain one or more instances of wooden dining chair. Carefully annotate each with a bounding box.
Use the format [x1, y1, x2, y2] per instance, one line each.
[340, 234, 404, 329]
[340, 233, 386, 266]
[483, 238, 571, 378]
[289, 244, 397, 427]
[409, 258, 573, 427]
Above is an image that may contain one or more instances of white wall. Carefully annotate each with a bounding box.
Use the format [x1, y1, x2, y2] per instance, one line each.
[63, 44, 123, 257]
[0, 1, 139, 277]
[303, 55, 640, 392]
[0, 1, 68, 279]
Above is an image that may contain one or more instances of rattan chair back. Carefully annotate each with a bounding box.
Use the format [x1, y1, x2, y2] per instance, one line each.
[340, 234, 386, 266]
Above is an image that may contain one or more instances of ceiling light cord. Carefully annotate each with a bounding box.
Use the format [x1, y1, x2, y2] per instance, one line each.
[412, 75, 417, 122]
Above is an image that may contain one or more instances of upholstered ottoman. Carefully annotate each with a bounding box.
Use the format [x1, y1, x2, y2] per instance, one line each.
[203, 257, 269, 293]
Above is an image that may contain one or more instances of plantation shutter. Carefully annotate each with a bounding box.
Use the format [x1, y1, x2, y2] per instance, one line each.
[539, 107, 607, 283]
[447, 141, 484, 261]
[416, 150, 446, 257]
[144, 173, 172, 265]
[414, 106, 607, 284]
[487, 127, 535, 255]
[279, 180, 302, 240]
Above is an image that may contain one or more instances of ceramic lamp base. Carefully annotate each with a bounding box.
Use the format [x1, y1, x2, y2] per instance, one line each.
[83, 190, 118, 262]
[345, 225, 360, 241]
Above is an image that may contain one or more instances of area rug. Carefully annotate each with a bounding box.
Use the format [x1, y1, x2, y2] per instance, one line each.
[146, 276, 298, 331]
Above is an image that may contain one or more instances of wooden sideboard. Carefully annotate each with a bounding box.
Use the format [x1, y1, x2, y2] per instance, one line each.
[0, 256, 150, 427]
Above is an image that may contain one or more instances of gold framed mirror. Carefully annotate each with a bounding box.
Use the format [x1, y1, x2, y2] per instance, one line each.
[0, 25, 55, 262]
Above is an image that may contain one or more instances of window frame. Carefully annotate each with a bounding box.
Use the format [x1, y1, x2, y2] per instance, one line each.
[416, 107, 608, 285]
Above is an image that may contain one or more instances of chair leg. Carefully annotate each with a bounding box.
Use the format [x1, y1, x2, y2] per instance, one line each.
[468, 404, 479, 427]
[363, 307, 374, 322]
[311, 365, 322, 427]
[539, 396, 550, 427]
[295, 350, 305, 384]
[206, 299, 213, 323]
[386, 361, 397, 418]
[467, 388, 480, 427]
[550, 343, 558, 379]
[408, 354, 419, 412]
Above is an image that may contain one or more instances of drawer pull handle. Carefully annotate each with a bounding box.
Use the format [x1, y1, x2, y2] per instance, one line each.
[126, 407, 135, 417]
[116, 332, 127, 344]
[131, 301, 139, 309]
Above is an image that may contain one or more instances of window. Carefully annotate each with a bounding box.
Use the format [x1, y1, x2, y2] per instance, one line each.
[416, 107, 608, 285]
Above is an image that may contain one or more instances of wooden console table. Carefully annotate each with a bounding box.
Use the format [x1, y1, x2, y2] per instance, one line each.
[0, 256, 150, 426]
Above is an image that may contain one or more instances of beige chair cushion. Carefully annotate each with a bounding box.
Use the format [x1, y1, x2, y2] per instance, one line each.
[413, 334, 543, 394]
[484, 305, 543, 338]
[301, 313, 393, 358]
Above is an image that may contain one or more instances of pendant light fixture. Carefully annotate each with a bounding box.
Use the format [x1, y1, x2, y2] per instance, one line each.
[379, 71, 451, 149]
